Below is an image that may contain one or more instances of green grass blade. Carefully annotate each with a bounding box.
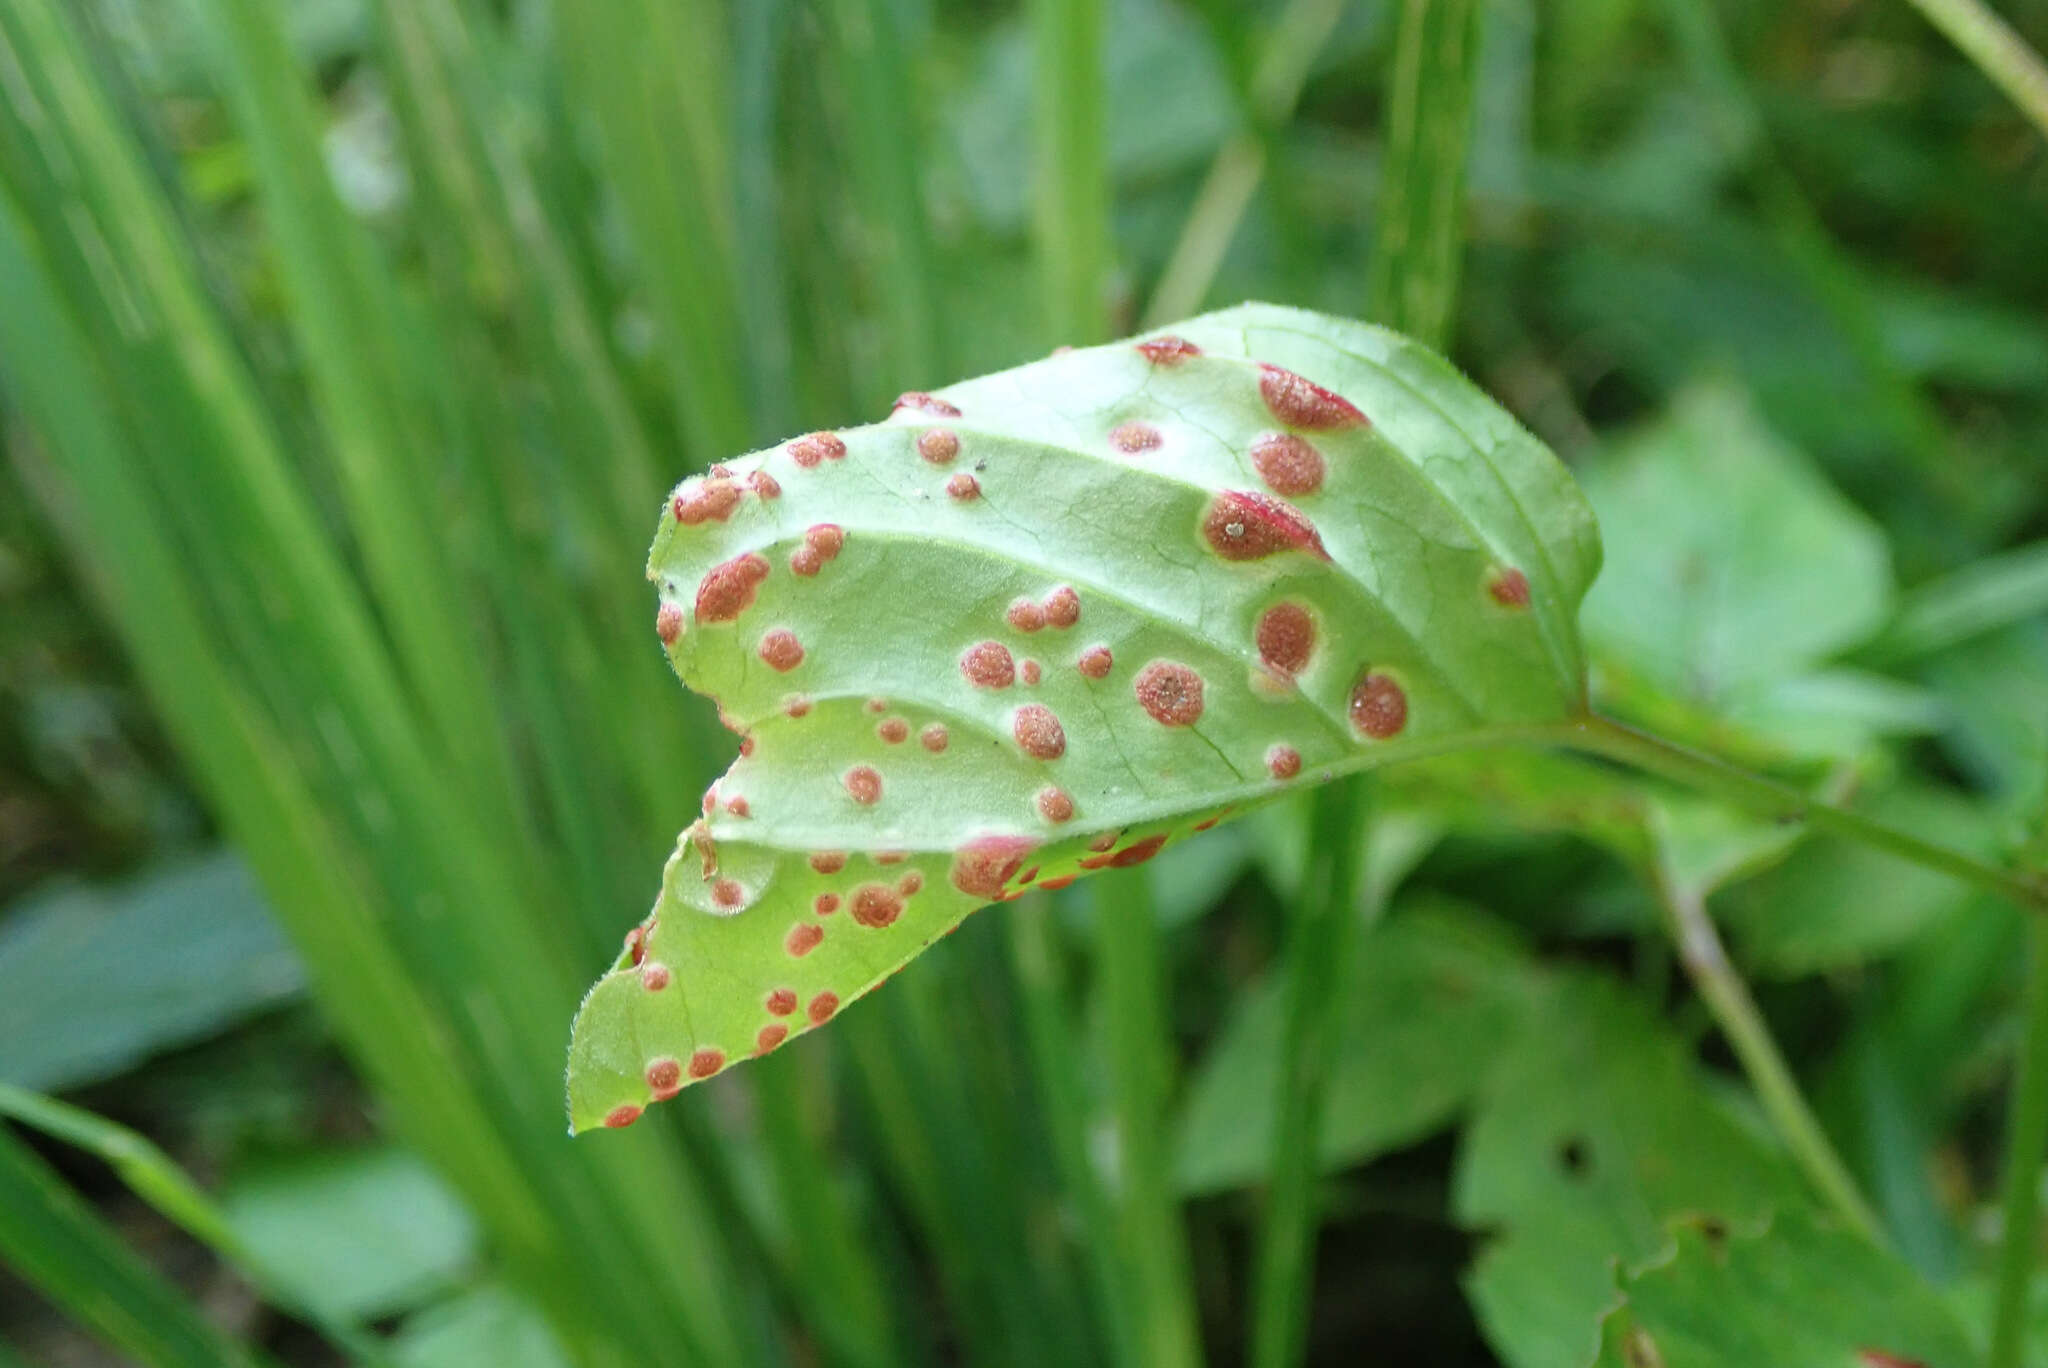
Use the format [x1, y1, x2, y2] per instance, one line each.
[1899, 0, 2048, 145]
[1248, 783, 1365, 1368]
[0, 1123, 266, 1368]
[1093, 869, 1203, 1368]
[1366, 0, 1485, 347]
[1031, 0, 1112, 345]
[0, 1084, 396, 1366]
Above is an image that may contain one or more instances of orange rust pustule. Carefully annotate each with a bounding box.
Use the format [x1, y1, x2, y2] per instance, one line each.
[672, 478, 742, 525]
[1081, 833, 1168, 869]
[1256, 602, 1316, 676]
[1136, 335, 1201, 364]
[810, 851, 847, 874]
[766, 988, 798, 1016]
[695, 552, 770, 624]
[758, 629, 805, 672]
[1037, 787, 1075, 823]
[655, 603, 683, 645]
[1013, 705, 1066, 760]
[786, 922, 824, 957]
[894, 391, 962, 418]
[1007, 599, 1047, 632]
[603, 1105, 642, 1129]
[947, 473, 981, 501]
[1266, 745, 1302, 779]
[1134, 661, 1206, 726]
[877, 718, 910, 744]
[688, 1048, 726, 1079]
[851, 884, 904, 928]
[1044, 586, 1081, 628]
[950, 835, 1038, 899]
[918, 428, 960, 464]
[756, 1024, 789, 1055]
[646, 1058, 682, 1098]
[1350, 671, 1408, 739]
[1110, 421, 1163, 453]
[844, 766, 883, 804]
[1251, 433, 1326, 496]
[961, 640, 1016, 689]
[1258, 364, 1367, 430]
[808, 991, 840, 1024]
[1488, 567, 1532, 608]
[1077, 645, 1113, 679]
[1201, 491, 1328, 561]
[787, 432, 845, 467]
[814, 893, 840, 916]
[920, 723, 950, 752]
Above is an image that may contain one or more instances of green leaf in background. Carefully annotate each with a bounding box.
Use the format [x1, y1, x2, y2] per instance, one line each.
[567, 301, 1603, 1130]
[0, 852, 301, 1092]
[222, 1145, 478, 1324]
[1174, 897, 1537, 1194]
[1455, 973, 1807, 1368]
[392, 1285, 571, 1368]
[1581, 380, 1893, 726]
[1594, 1210, 1981, 1368]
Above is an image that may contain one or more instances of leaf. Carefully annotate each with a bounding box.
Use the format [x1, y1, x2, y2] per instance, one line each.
[394, 1286, 573, 1368]
[0, 852, 304, 1092]
[1174, 898, 1538, 1194]
[222, 1145, 478, 1322]
[1581, 380, 1893, 705]
[566, 302, 1603, 1130]
[1455, 973, 1806, 1368]
[1594, 1211, 1980, 1368]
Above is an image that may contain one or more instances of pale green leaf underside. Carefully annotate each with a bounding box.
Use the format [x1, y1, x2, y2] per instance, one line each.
[566, 302, 1601, 1132]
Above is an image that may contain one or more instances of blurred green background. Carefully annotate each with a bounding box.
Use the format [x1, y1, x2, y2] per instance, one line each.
[1, 0, 2046, 1364]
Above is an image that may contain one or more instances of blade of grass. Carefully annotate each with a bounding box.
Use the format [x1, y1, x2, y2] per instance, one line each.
[1144, 0, 1348, 326]
[1248, 783, 1365, 1368]
[1991, 919, 2048, 1368]
[1007, 901, 1139, 1365]
[1093, 868, 1203, 1368]
[552, 0, 754, 458]
[818, 0, 944, 390]
[1862, 540, 2048, 664]
[1031, 0, 1112, 345]
[0, 1085, 395, 1367]
[0, 1123, 268, 1368]
[1899, 0, 2048, 145]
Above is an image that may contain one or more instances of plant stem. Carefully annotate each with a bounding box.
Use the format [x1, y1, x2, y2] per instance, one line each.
[1641, 871, 1882, 1240]
[1900, 0, 2048, 145]
[1365, 0, 1485, 345]
[1250, 779, 1366, 1368]
[1992, 919, 2048, 1368]
[1094, 868, 1204, 1368]
[1144, 0, 1347, 325]
[1559, 715, 2048, 914]
[1032, 0, 1111, 345]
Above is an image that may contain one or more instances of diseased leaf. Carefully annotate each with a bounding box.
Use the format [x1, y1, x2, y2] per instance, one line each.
[566, 302, 1602, 1131]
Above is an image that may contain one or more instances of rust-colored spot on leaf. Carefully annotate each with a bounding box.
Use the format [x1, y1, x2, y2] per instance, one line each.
[1007, 598, 1047, 633]
[672, 477, 742, 525]
[646, 1058, 682, 1098]
[1135, 661, 1205, 726]
[852, 883, 904, 927]
[920, 723, 950, 752]
[1044, 586, 1080, 628]
[1202, 491, 1328, 561]
[755, 1024, 788, 1055]
[1251, 433, 1326, 496]
[1256, 603, 1316, 676]
[1111, 421, 1163, 453]
[687, 1048, 725, 1079]
[878, 718, 910, 744]
[1136, 335, 1201, 364]
[899, 870, 924, 895]
[895, 391, 962, 418]
[1040, 874, 1076, 891]
[787, 431, 845, 468]
[786, 922, 824, 957]
[766, 988, 797, 1016]
[1081, 833, 1168, 869]
[918, 428, 960, 464]
[790, 545, 823, 577]
[1266, 745, 1301, 779]
[947, 473, 981, 501]
[603, 1105, 642, 1129]
[962, 640, 1016, 689]
[712, 878, 745, 909]
[758, 629, 805, 672]
[656, 603, 683, 645]
[844, 766, 883, 804]
[695, 552, 770, 623]
[1038, 787, 1075, 823]
[951, 835, 1037, 898]
[749, 469, 781, 499]
[1349, 671, 1408, 739]
[1077, 645, 1113, 679]
[810, 851, 847, 874]
[1259, 363, 1366, 430]
[640, 962, 671, 991]
[1014, 705, 1066, 759]
[806, 524, 844, 561]
[808, 991, 840, 1024]
[1488, 566, 1531, 608]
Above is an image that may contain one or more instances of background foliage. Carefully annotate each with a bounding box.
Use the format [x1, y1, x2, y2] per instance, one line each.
[1, 0, 2045, 1364]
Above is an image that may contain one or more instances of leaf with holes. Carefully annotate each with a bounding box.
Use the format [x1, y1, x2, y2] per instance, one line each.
[565, 302, 1602, 1132]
